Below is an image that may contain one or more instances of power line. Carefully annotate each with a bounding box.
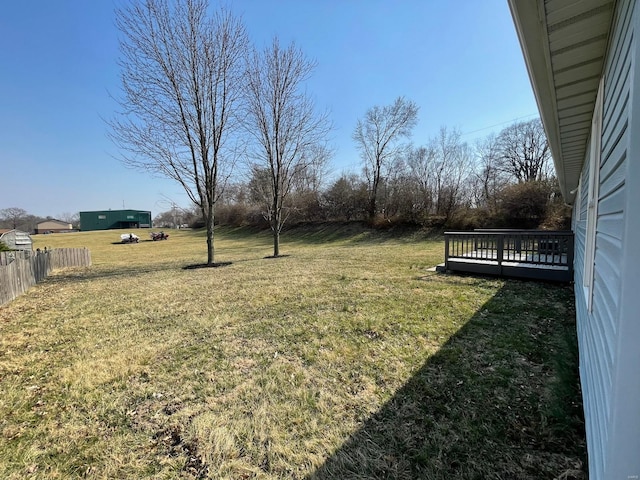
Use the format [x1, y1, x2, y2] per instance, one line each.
[460, 112, 539, 137]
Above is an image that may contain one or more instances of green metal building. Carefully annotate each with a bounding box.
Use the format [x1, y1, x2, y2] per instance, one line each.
[79, 210, 152, 231]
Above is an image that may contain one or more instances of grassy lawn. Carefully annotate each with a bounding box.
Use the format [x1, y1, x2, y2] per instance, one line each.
[0, 225, 585, 479]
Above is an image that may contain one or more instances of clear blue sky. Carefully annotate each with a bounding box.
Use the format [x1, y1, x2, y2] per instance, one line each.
[0, 0, 537, 218]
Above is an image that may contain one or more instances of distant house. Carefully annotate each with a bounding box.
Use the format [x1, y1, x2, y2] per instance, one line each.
[0, 230, 33, 251]
[35, 219, 73, 234]
[79, 209, 152, 231]
[509, 0, 639, 478]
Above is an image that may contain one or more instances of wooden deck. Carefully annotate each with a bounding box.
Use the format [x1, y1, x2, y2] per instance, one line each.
[443, 230, 574, 282]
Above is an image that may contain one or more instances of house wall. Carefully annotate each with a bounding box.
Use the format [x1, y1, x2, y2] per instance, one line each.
[609, 0, 640, 476]
[572, 0, 640, 477]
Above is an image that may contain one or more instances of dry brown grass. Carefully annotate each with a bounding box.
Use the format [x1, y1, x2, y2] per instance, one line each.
[0, 225, 585, 479]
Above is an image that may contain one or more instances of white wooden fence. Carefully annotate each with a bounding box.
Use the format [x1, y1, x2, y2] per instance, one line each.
[0, 248, 91, 306]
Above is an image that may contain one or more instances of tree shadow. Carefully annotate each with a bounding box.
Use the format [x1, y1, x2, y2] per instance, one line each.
[279, 221, 440, 247]
[281, 222, 371, 244]
[182, 262, 232, 269]
[40, 263, 181, 285]
[307, 280, 586, 480]
[38, 255, 262, 286]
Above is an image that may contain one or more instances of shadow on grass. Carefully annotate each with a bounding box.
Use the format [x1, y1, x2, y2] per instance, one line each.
[40, 262, 185, 285]
[108, 239, 160, 244]
[307, 280, 586, 480]
[188, 225, 272, 240]
[281, 222, 372, 245]
[188, 222, 442, 247]
[286, 222, 440, 246]
[41, 256, 261, 285]
[182, 262, 232, 269]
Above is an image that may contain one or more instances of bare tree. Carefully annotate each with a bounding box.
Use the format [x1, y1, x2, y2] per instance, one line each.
[247, 166, 273, 215]
[352, 97, 419, 220]
[244, 37, 330, 257]
[430, 127, 472, 219]
[472, 133, 508, 212]
[109, 0, 248, 265]
[57, 212, 80, 228]
[286, 144, 332, 222]
[406, 144, 438, 216]
[0, 207, 28, 230]
[153, 204, 194, 228]
[378, 157, 414, 220]
[496, 118, 551, 183]
[154, 210, 177, 228]
[289, 144, 331, 195]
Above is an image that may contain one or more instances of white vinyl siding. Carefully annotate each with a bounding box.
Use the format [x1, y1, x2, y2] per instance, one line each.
[573, 0, 633, 477]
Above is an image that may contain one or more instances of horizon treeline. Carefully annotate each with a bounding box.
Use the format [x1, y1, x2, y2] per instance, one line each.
[157, 117, 571, 232]
[1, 118, 571, 234]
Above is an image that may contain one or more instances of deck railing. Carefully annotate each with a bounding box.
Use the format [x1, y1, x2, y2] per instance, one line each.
[444, 230, 574, 282]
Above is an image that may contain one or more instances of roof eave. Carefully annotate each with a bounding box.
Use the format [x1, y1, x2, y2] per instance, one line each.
[507, 0, 572, 201]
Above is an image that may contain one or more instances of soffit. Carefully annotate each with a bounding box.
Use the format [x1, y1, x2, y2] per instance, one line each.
[508, 0, 614, 202]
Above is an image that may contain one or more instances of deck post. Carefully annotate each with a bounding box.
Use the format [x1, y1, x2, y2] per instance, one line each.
[567, 233, 575, 277]
[497, 234, 504, 275]
[444, 235, 450, 270]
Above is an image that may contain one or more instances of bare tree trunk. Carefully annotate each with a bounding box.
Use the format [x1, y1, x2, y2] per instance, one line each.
[368, 184, 378, 220]
[272, 188, 280, 257]
[273, 224, 280, 257]
[204, 204, 215, 264]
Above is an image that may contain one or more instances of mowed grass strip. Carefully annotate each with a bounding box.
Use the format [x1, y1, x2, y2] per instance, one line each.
[0, 226, 585, 479]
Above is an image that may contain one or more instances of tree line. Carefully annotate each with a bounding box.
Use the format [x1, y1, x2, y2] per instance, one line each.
[153, 115, 568, 233]
[1, 114, 567, 238]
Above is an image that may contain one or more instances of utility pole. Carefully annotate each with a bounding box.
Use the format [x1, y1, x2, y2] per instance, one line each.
[172, 203, 177, 229]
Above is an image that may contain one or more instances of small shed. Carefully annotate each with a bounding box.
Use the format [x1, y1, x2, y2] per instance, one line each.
[36, 219, 73, 234]
[0, 230, 33, 251]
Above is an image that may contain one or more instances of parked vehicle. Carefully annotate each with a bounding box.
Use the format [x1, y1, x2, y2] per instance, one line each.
[150, 231, 169, 241]
[120, 233, 140, 244]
